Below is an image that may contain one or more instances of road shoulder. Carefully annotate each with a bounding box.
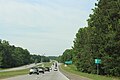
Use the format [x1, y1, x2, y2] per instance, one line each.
[59, 65, 91, 80]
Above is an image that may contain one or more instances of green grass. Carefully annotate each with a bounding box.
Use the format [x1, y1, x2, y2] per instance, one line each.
[43, 62, 52, 67]
[0, 68, 9, 70]
[0, 68, 3, 70]
[60, 64, 120, 80]
[36, 64, 42, 67]
[37, 62, 53, 67]
[0, 69, 29, 79]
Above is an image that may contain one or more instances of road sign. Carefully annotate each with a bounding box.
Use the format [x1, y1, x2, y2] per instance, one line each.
[95, 59, 101, 75]
[65, 61, 72, 65]
[95, 59, 101, 64]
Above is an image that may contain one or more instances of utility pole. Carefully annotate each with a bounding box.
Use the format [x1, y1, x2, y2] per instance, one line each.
[97, 64, 99, 75]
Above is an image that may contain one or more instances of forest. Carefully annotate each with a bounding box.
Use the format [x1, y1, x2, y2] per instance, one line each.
[60, 0, 120, 76]
[0, 39, 50, 68]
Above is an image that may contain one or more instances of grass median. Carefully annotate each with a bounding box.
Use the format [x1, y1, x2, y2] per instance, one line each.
[43, 62, 53, 67]
[37, 62, 53, 67]
[0, 69, 29, 79]
[60, 64, 120, 80]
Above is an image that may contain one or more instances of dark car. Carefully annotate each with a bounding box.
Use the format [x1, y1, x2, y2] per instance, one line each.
[45, 67, 50, 72]
[29, 67, 39, 75]
[55, 63, 57, 67]
[38, 67, 45, 74]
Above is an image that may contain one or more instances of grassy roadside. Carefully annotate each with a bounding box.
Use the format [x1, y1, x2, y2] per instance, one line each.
[60, 64, 120, 80]
[37, 62, 53, 67]
[0, 68, 4, 70]
[0, 68, 10, 70]
[43, 62, 53, 67]
[0, 69, 29, 79]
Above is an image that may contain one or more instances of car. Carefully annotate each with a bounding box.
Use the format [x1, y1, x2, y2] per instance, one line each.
[50, 67, 52, 70]
[38, 67, 45, 74]
[55, 63, 57, 67]
[44, 67, 50, 72]
[54, 67, 58, 71]
[29, 67, 39, 75]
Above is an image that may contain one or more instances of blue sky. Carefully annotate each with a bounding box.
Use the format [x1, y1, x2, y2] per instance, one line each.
[0, 0, 97, 56]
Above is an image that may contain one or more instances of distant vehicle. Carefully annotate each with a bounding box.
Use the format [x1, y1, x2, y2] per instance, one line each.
[29, 67, 39, 75]
[45, 67, 50, 72]
[38, 67, 45, 74]
[55, 63, 57, 67]
[54, 67, 58, 71]
[50, 67, 52, 70]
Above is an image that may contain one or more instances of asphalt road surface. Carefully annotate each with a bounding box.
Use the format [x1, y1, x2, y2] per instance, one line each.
[2, 67, 69, 80]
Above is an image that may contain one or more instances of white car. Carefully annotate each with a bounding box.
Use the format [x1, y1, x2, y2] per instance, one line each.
[29, 67, 39, 75]
[54, 67, 58, 71]
[50, 67, 52, 70]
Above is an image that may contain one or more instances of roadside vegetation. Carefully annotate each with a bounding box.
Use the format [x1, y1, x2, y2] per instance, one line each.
[0, 39, 50, 69]
[37, 61, 53, 67]
[58, 0, 120, 77]
[43, 62, 53, 67]
[60, 64, 120, 80]
[0, 69, 29, 79]
[0, 68, 7, 70]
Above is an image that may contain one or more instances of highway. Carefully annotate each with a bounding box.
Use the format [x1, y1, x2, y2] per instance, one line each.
[2, 66, 69, 80]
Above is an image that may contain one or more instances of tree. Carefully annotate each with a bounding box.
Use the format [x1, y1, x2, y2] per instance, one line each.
[67, 0, 120, 76]
[61, 49, 74, 63]
[0, 39, 31, 68]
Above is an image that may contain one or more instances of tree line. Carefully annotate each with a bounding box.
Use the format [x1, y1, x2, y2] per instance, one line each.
[60, 0, 120, 76]
[0, 39, 50, 68]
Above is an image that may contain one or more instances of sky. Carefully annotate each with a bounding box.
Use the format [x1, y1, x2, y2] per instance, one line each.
[0, 0, 97, 56]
